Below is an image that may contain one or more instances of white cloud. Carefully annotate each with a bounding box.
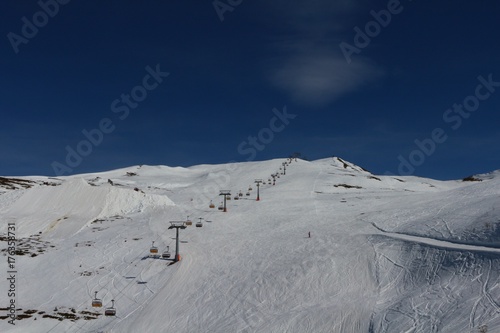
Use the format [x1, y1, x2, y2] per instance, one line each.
[260, 1, 383, 106]
[269, 51, 384, 106]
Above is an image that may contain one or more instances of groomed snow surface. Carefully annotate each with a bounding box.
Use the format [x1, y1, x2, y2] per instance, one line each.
[1, 158, 499, 333]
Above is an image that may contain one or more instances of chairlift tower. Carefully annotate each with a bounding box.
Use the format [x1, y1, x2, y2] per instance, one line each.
[168, 221, 187, 262]
[219, 190, 231, 212]
[271, 174, 277, 185]
[254, 179, 263, 201]
[282, 162, 286, 175]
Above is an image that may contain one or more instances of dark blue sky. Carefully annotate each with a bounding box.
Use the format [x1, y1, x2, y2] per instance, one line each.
[1, 1, 499, 179]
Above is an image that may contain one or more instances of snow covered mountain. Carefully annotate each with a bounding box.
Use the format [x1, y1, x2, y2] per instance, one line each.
[1, 157, 499, 333]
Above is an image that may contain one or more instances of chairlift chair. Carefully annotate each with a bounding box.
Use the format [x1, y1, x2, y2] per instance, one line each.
[238, 191, 243, 197]
[226, 196, 231, 200]
[246, 192, 250, 196]
[209, 201, 215, 209]
[91, 291, 102, 308]
[196, 221, 203, 227]
[104, 300, 116, 316]
[248, 186, 252, 191]
[162, 246, 171, 259]
[150, 241, 158, 254]
[234, 195, 239, 200]
[218, 204, 224, 210]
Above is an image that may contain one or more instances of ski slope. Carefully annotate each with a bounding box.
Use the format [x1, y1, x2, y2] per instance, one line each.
[1, 157, 499, 333]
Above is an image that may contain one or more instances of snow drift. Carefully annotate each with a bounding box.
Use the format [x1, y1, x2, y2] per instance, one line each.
[3, 177, 174, 238]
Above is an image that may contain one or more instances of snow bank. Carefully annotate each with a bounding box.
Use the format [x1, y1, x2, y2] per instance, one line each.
[3, 178, 174, 237]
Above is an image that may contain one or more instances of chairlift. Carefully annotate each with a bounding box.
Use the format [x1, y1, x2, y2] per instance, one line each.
[248, 186, 252, 191]
[218, 204, 224, 210]
[226, 195, 231, 200]
[234, 195, 239, 200]
[104, 300, 116, 316]
[91, 291, 102, 308]
[238, 191, 243, 197]
[246, 192, 250, 196]
[162, 246, 171, 259]
[209, 201, 215, 209]
[150, 241, 158, 254]
[185, 216, 193, 226]
[196, 218, 203, 228]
